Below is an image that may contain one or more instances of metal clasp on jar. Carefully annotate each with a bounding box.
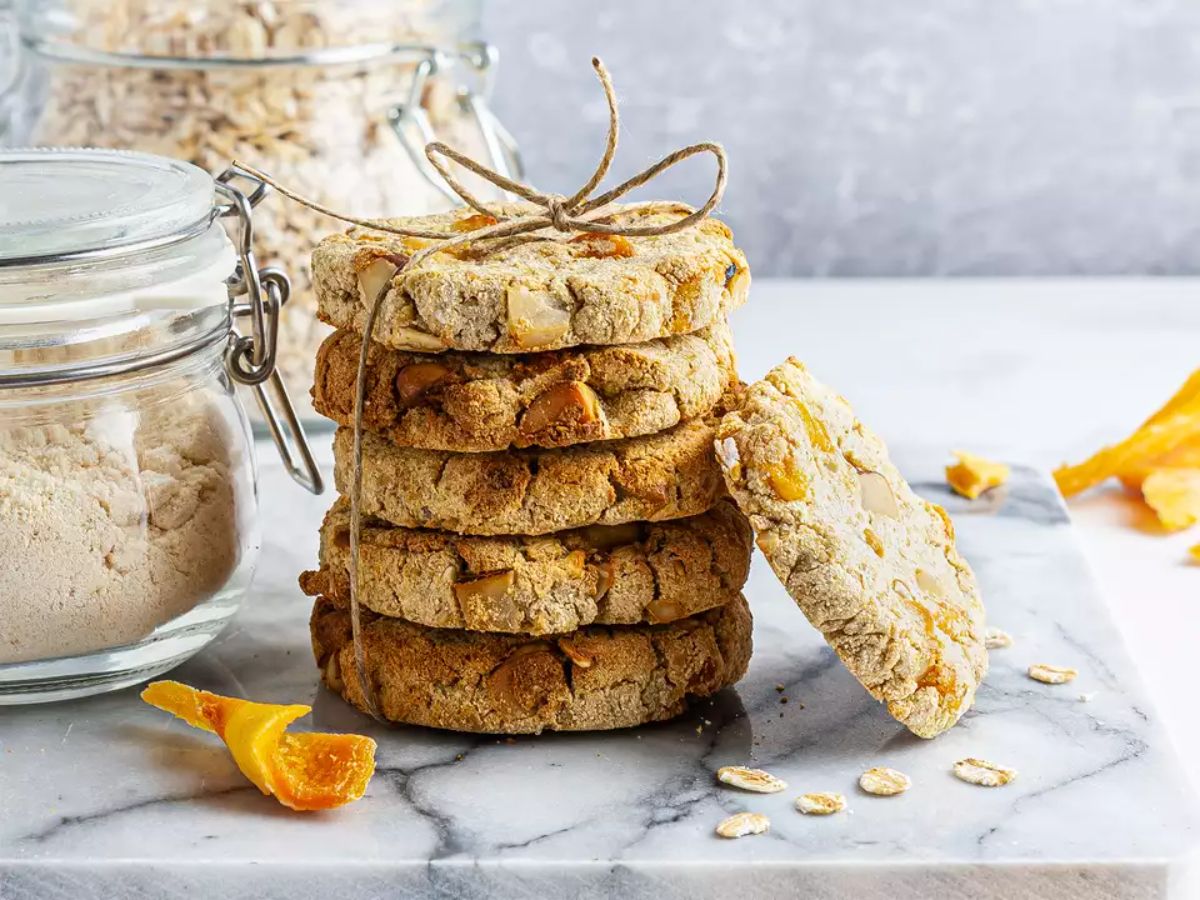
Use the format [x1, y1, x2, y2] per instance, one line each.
[388, 41, 524, 202]
[216, 166, 323, 495]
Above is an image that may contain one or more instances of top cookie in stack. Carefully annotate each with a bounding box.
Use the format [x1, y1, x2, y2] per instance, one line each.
[302, 203, 754, 734]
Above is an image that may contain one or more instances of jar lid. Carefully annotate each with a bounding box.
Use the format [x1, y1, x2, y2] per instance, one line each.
[0, 149, 214, 265]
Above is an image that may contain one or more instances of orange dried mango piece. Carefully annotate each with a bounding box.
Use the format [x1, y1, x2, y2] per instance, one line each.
[1141, 468, 1200, 532]
[945, 451, 1010, 500]
[142, 681, 375, 812]
[1119, 435, 1200, 491]
[453, 212, 499, 232]
[1053, 405, 1200, 498]
[1134, 368, 1200, 430]
[1189, 544, 1200, 564]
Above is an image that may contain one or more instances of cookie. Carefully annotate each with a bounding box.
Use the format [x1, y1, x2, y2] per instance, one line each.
[714, 358, 987, 738]
[311, 321, 737, 452]
[300, 498, 752, 634]
[309, 592, 753, 733]
[332, 412, 728, 536]
[311, 202, 750, 354]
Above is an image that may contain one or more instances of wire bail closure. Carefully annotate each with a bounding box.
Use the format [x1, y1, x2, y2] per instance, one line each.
[216, 166, 324, 495]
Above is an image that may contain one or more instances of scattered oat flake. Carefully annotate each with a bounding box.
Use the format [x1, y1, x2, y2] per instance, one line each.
[1028, 663, 1078, 685]
[946, 450, 1010, 500]
[984, 627, 1013, 650]
[795, 792, 846, 815]
[858, 767, 912, 796]
[953, 758, 1017, 787]
[715, 811, 770, 839]
[717, 765, 787, 794]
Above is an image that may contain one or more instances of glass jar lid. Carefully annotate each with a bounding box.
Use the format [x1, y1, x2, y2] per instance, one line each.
[0, 148, 214, 265]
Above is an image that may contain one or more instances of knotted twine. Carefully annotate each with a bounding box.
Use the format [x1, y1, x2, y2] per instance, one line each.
[235, 57, 728, 722]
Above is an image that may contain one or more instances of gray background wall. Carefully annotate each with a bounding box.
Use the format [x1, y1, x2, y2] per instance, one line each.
[483, 0, 1200, 276]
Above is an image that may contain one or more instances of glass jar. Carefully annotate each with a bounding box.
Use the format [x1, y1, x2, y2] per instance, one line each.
[0, 148, 321, 704]
[0, 0, 520, 426]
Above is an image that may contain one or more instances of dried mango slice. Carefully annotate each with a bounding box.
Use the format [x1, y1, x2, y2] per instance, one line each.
[1141, 468, 1200, 532]
[1134, 368, 1200, 430]
[142, 680, 375, 811]
[945, 451, 1010, 500]
[1189, 544, 1200, 564]
[1119, 435, 1200, 492]
[1053, 405, 1200, 498]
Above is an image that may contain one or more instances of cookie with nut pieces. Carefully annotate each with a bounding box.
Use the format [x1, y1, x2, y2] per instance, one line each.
[333, 399, 735, 536]
[312, 321, 737, 452]
[311, 202, 749, 354]
[714, 358, 987, 738]
[309, 592, 753, 733]
[300, 497, 751, 634]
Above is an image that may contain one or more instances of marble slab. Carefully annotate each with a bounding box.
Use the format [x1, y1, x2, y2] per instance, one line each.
[1, 449, 1197, 900]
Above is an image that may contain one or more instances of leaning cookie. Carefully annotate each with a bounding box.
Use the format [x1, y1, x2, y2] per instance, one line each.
[332, 411, 729, 536]
[311, 321, 737, 452]
[310, 593, 752, 734]
[311, 202, 749, 354]
[300, 498, 751, 634]
[714, 358, 987, 739]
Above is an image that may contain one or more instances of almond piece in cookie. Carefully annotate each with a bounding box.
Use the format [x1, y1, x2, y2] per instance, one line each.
[394, 361, 452, 406]
[519, 381, 604, 443]
[714, 358, 988, 739]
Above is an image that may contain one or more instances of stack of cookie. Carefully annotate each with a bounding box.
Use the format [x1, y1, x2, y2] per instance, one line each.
[300, 203, 755, 733]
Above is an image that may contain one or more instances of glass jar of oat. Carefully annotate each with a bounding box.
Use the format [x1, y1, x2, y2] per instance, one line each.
[0, 148, 322, 704]
[0, 0, 519, 426]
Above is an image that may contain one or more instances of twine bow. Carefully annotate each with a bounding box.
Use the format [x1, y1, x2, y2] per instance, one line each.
[235, 57, 728, 724]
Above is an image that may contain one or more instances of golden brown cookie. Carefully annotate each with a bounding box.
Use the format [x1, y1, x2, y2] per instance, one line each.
[311, 322, 737, 452]
[715, 358, 987, 739]
[300, 498, 752, 634]
[309, 593, 753, 733]
[311, 202, 750, 354]
[332, 412, 728, 536]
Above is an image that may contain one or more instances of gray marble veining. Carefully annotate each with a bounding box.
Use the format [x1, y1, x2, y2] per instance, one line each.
[1, 446, 1195, 898]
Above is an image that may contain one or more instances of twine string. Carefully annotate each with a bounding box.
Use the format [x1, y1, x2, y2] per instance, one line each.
[234, 56, 727, 723]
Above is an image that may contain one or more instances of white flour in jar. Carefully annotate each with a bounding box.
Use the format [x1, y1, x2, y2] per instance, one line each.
[0, 400, 240, 664]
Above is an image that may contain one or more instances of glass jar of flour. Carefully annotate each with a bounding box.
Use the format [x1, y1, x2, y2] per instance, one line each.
[0, 0, 520, 427]
[0, 148, 321, 704]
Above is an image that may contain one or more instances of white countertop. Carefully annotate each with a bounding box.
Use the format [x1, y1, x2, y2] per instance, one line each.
[2, 277, 1198, 898]
[733, 278, 1200, 791]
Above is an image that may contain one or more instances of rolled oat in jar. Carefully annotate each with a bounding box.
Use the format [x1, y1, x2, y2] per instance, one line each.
[5, 0, 518, 425]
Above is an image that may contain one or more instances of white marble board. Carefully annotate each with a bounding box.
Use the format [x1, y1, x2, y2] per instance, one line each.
[1, 450, 1196, 900]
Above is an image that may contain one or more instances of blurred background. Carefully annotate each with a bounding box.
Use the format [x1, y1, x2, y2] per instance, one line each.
[485, 0, 1200, 276]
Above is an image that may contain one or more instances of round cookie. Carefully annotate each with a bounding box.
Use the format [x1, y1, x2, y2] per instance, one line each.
[311, 202, 750, 354]
[311, 321, 737, 452]
[714, 358, 987, 739]
[300, 498, 752, 634]
[309, 593, 753, 734]
[332, 412, 729, 536]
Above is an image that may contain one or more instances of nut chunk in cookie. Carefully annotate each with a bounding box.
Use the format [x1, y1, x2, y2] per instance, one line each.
[714, 358, 987, 738]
